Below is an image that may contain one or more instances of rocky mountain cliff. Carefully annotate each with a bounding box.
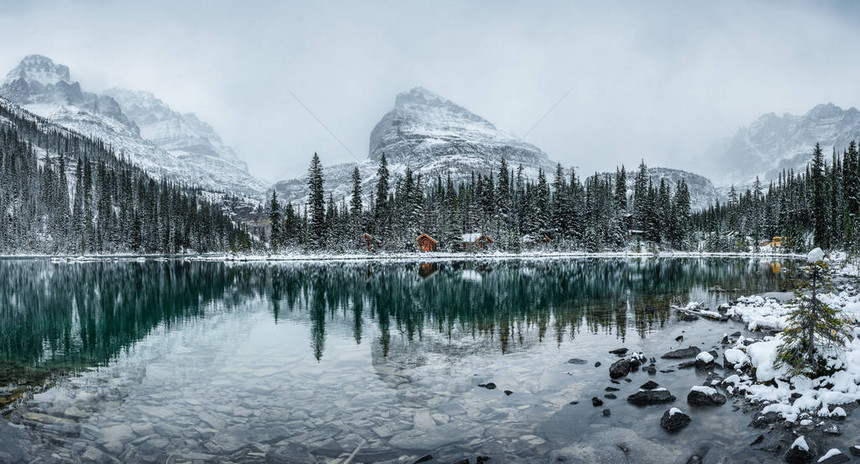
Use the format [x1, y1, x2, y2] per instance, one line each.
[0, 55, 266, 199]
[706, 103, 860, 187]
[275, 87, 722, 211]
[274, 87, 557, 204]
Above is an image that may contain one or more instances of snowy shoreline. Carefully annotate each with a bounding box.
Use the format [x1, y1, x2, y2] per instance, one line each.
[674, 257, 860, 461]
[0, 250, 805, 263]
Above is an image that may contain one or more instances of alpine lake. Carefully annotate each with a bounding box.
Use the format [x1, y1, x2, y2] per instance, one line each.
[1, 256, 850, 464]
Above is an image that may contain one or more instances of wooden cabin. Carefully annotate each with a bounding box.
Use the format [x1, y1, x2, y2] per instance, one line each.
[361, 233, 381, 252]
[761, 236, 790, 248]
[522, 234, 551, 249]
[460, 233, 494, 251]
[627, 229, 644, 240]
[416, 233, 438, 252]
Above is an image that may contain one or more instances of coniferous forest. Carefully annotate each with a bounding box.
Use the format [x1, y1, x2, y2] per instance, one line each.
[0, 101, 252, 254]
[267, 144, 859, 255]
[3, 97, 859, 257]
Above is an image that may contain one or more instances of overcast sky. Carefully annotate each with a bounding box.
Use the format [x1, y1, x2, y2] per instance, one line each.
[2, 0, 860, 183]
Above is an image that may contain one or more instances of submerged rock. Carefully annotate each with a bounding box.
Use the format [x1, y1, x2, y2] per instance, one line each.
[567, 358, 588, 365]
[627, 389, 676, 406]
[609, 359, 631, 379]
[660, 408, 691, 432]
[640, 381, 660, 390]
[609, 348, 628, 356]
[661, 346, 701, 359]
[602, 408, 611, 417]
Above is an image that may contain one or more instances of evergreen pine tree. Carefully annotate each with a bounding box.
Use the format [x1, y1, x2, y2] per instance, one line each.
[307, 153, 326, 249]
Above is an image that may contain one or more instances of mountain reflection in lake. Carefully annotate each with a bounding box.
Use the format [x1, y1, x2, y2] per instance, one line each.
[0, 258, 791, 463]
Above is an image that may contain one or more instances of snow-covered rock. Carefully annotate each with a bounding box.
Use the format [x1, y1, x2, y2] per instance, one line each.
[687, 385, 727, 406]
[723, 348, 750, 369]
[660, 407, 690, 431]
[808, 247, 825, 263]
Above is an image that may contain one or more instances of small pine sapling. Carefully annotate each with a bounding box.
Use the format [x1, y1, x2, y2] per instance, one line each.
[776, 249, 852, 377]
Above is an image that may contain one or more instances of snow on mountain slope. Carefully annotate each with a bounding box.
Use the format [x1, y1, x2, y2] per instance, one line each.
[274, 87, 557, 204]
[641, 167, 723, 211]
[706, 103, 860, 187]
[0, 55, 266, 199]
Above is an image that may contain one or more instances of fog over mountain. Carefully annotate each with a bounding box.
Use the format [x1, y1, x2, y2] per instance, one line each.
[3, 1, 860, 183]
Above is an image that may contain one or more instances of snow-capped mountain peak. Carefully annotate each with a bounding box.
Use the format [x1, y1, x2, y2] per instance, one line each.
[2, 54, 71, 87]
[369, 86, 552, 168]
[706, 102, 860, 187]
[0, 55, 267, 199]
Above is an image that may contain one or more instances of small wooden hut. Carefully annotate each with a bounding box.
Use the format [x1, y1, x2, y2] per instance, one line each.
[361, 233, 381, 252]
[522, 234, 551, 249]
[460, 233, 494, 251]
[416, 233, 438, 252]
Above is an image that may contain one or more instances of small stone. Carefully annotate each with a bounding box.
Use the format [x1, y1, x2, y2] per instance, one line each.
[644, 366, 657, 375]
[592, 397, 604, 407]
[823, 424, 841, 436]
[594, 362, 601, 367]
[567, 358, 588, 365]
[640, 381, 660, 390]
[609, 348, 628, 356]
[605, 387, 620, 392]
[604, 394, 617, 400]
[569, 401, 578, 405]
[602, 409, 611, 417]
[850, 445, 860, 457]
[504, 390, 513, 396]
[675, 335, 684, 342]
[478, 383, 496, 390]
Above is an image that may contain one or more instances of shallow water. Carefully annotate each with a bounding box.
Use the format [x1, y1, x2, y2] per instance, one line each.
[0, 258, 811, 463]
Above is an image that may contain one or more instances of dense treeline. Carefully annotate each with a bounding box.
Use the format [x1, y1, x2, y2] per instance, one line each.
[270, 143, 859, 254]
[0, 101, 253, 254]
[269, 153, 692, 252]
[693, 142, 860, 253]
